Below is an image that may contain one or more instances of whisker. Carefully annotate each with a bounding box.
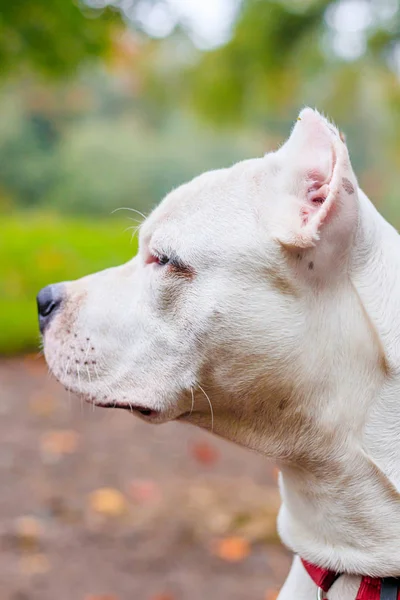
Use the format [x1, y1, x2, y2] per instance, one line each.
[130, 226, 140, 245]
[190, 387, 195, 416]
[93, 363, 101, 381]
[76, 364, 83, 414]
[77, 364, 82, 394]
[86, 365, 91, 384]
[122, 224, 141, 244]
[198, 384, 214, 432]
[123, 225, 139, 234]
[63, 359, 70, 381]
[45, 364, 52, 381]
[111, 207, 147, 220]
[84, 364, 96, 412]
[84, 339, 91, 361]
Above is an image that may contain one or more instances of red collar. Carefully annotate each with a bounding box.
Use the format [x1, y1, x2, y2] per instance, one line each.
[302, 559, 400, 599]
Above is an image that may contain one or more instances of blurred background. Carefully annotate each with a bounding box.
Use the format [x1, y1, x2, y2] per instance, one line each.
[0, 0, 399, 598]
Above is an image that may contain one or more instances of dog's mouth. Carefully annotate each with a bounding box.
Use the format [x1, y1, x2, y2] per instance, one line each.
[94, 400, 158, 418]
[61, 385, 189, 423]
[92, 400, 193, 423]
[79, 394, 159, 419]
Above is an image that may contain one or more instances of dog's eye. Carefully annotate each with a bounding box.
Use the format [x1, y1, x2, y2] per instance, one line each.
[156, 254, 170, 266]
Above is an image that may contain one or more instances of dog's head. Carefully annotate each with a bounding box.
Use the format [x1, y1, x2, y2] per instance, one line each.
[39, 109, 362, 455]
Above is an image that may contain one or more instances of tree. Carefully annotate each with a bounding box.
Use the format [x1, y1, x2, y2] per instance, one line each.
[189, 0, 400, 126]
[0, 0, 122, 78]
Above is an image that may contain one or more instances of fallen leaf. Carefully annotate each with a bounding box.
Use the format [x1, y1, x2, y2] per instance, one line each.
[20, 553, 50, 575]
[212, 536, 251, 562]
[40, 430, 79, 456]
[265, 591, 279, 600]
[190, 441, 219, 466]
[15, 516, 42, 550]
[89, 488, 127, 517]
[129, 479, 161, 505]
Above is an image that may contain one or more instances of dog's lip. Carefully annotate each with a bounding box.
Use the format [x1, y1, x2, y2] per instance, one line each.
[90, 400, 159, 418]
[83, 395, 189, 421]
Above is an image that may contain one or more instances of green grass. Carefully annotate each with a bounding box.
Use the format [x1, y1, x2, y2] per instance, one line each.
[0, 213, 138, 354]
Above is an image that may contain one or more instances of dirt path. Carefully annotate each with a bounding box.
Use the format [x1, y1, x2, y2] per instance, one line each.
[0, 357, 291, 600]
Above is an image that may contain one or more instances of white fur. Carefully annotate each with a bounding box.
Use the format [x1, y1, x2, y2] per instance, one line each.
[42, 108, 400, 599]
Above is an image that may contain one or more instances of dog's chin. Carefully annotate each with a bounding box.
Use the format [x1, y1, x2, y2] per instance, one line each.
[45, 356, 187, 424]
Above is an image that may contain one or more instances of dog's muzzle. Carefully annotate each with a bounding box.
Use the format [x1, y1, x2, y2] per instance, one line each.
[36, 283, 64, 334]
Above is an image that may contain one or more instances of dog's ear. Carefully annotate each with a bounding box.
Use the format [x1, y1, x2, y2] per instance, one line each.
[274, 108, 358, 249]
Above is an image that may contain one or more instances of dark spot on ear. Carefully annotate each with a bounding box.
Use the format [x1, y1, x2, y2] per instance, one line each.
[342, 177, 355, 195]
[308, 261, 314, 270]
[297, 253, 302, 260]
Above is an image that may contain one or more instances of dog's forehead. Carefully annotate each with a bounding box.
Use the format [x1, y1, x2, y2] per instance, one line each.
[141, 157, 273, 255]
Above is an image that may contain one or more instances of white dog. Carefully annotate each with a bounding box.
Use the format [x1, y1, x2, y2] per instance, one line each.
[38, 108, 400, 599]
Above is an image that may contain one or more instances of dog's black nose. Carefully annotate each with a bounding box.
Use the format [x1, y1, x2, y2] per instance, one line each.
[37, 284, 64, 333]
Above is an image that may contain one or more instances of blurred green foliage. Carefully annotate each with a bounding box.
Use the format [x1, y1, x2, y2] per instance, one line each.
[190, 0, 400, 124]
[0, 0, 121, 78]
[0, 214, 136, 353]
[190, 0, 330, 123]
[1, 0, 400, 354]
[0, 86, 264, 215]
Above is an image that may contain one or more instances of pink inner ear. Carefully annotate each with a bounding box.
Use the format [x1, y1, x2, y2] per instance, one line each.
[309, 183, 329, 204]
[301, 184, 330, 225]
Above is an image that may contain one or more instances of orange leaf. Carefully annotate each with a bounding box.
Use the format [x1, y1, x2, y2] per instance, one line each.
[213, 536, 251, 562]
[89, 488, 127, 517]
[15, 516, 42, 550]
[40, 430, 79, 456]
[265, 591, 279, 600]
[190, 441, 219, 466]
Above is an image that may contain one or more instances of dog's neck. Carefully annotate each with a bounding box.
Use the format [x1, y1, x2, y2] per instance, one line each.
[277, 190, 400, 578]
